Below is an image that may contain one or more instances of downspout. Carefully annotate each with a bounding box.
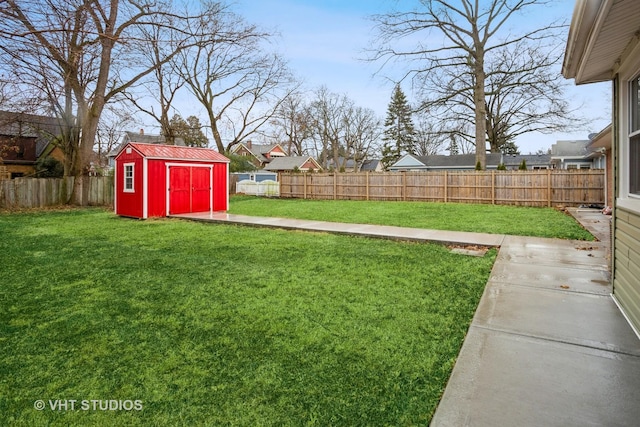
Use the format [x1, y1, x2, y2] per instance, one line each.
[611, 75, 618, 289]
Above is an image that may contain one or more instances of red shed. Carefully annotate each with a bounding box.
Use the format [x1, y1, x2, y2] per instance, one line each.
[114, 142, 229, 219]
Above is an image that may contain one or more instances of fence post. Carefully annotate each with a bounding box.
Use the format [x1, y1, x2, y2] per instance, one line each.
[333, 173, 337, 200]
[444, 171, 448, 203]
[402, 171, 406, 201]
[547, 169, 551, 207]
[304, 173, 307, 200]
[492, 170, 496, 205]
[366, 171, 370, 201]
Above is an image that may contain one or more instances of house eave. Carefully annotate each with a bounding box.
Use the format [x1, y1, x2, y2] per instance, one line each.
[563, 0, 640, 85]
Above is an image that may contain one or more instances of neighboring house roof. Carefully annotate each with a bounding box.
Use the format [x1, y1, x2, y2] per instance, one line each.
[0, 111, 62, 140]
[391, 153, 501, 170]
[501, 154, 552, 168]
[562, 0, 640, 84]
[108, 130, 186, 160]
[550, 140, 591, 158]
[0, 110, 63, 165]
[263, 156, 321, 171]
[117, 142, 229, 162]
[231, 142, 287, 165]
[360, 159, 382, 172]
[588, 124, 612, 151]
[327, 157, 357, 170]
[390, 153, 552, 171]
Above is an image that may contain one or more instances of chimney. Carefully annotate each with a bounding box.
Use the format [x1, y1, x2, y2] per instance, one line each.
[246, 140, 252, 149]
[140, 128, 144, 135]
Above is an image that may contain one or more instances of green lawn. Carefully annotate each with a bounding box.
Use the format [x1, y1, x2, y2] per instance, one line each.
[1, 208, 496, 426]
[229, 195, 594, 240]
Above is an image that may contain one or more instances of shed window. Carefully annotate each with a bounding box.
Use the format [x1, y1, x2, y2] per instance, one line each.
[630, 76, 640, 195]
[124, 163, 134, 192]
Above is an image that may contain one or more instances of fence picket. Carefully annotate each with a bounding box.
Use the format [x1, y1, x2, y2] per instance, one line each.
[276, 170, 604, 207]
[0, 176, 114, 209]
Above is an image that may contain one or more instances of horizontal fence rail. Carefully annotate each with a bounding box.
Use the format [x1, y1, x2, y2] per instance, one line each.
[1, 170, 605, 209]
[0, 176, 114, 209]
[278, 170, 605, 207]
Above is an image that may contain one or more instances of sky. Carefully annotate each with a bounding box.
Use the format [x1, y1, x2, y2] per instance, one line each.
[182, 0, 612, 154]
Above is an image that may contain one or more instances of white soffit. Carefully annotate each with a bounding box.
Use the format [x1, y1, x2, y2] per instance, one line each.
[564, 0, 640, 84]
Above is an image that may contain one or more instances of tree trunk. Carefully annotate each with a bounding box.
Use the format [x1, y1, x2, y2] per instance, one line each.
[209, 113, 225, 153]
[474, 50, 487, 170]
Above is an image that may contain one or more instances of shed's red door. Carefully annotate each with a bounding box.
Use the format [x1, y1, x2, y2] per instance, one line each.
[169, 166, 211, 214]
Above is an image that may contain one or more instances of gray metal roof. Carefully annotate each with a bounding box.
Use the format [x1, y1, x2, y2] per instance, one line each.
[410, 153, 503, 168]
[392, 153, 552, 170]
[0, 110, 63, 157]
[263, 156, 318, 171]
[501, 154, 552, 167]
[360, 159, 381, 171]
[550, 140, 591, 157]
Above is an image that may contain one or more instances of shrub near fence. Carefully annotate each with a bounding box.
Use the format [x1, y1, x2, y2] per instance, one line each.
[0, 176, 114, 209]
[278, 169, 605, 207]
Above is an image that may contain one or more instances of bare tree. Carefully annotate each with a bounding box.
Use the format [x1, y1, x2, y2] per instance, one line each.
[305, 87, 381, 171]
[177, 5, 297, 153]
[96, 105, 136, 167]
[270, 92, 313, 156]
[343, 105, 381, 171]
[121, 11, 188, 145]
[413, 110, 448, 156]
[482, 40, 585, 151]
[370, 0, 564, 169]
[416, 37, 584, 154]
[306, 86, 349, 169]
[0, 0, 204, 203]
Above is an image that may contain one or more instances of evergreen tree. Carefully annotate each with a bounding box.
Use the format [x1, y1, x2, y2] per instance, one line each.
[169, 114, 209, 147]
[381, 84, 417, 169]
[500, 140, 520, 155]
[519, 159, 527, 170]
[448, 135, 460, 156]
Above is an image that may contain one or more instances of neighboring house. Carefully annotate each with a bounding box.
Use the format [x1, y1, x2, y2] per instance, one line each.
[588, 125, 613, 207]
[0, 111, 65, 178]
[326, 157, 357, 172]
[230, 141, 287, 169]
[360, 159, 384, 172]
[262, 156, 322, 173]
[389, 153, 552, 171]
[550, 139, 600, 169]
[562, 0, 640, 333]
[107, 130, 185, 168]
[324, 157, 384, 172]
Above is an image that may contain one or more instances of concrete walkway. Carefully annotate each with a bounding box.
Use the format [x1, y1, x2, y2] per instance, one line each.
[171, 211, 505, 247]
[172, 209, 640, 426]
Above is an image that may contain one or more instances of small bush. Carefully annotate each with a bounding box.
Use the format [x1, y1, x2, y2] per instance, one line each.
[35, 156, 64, 178]
[227, 153, 257, 172]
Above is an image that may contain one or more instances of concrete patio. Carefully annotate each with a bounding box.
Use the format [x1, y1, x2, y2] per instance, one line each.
[172, 208, 640, 426]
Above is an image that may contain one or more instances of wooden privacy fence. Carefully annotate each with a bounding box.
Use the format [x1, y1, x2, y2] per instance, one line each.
[0, 176, 114, 209]
[278, 170, 605, 207]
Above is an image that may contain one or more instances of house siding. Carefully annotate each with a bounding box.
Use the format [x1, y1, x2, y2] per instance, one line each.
[614, 206, 640, 333]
